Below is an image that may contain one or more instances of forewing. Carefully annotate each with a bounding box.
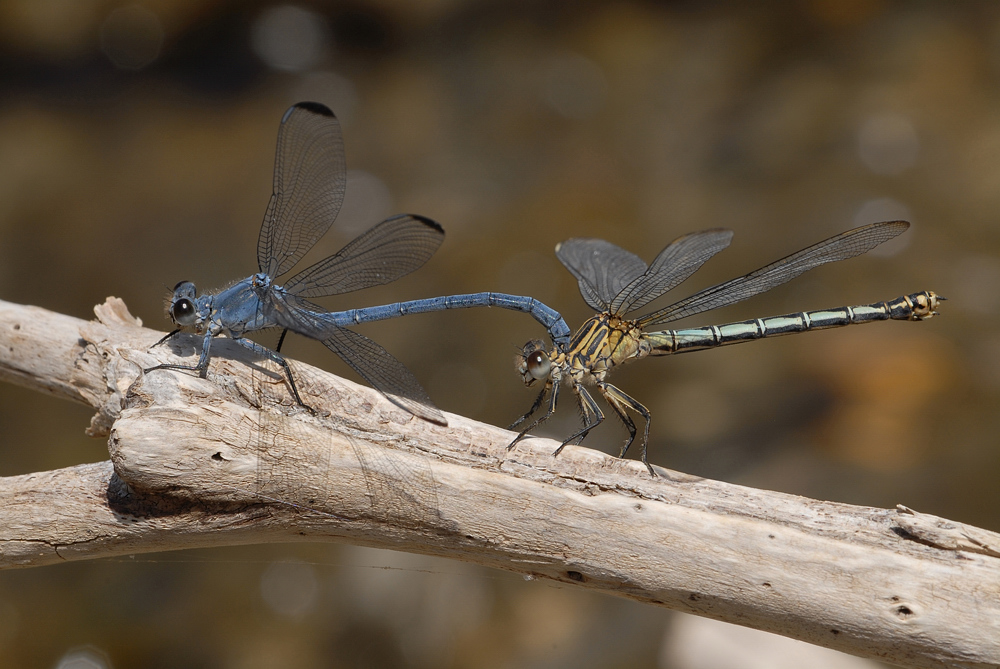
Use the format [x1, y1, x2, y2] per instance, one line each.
[258, 102, 347, 278]
[283, 214, 444, 297]
[610, 229, 733, 315]
[268, 294, 447, 425]
[555, 238, 648, 312]
[639, 221, 910, 327]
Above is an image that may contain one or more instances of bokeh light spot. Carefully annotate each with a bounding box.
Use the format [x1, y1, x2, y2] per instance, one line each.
[99, 5, 163, 71]
[541, 52, 608, 119]
[251, 5, 328, 72]
[54, 646, 112, 669]
[857, 112, 919, 175]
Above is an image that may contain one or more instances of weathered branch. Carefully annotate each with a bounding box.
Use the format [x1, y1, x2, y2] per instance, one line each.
[0, 297, 997, 669]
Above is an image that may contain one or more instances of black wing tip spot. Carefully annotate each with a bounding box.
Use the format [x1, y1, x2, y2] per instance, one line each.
[288, 101, 335, 119]
[408, 214, 445, 235]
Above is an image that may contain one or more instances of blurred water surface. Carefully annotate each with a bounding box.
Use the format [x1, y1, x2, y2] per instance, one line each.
[0, 1, 996, 667]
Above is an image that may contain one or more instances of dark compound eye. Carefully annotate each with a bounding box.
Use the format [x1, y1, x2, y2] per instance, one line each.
[171, 298, 198, 326]
[525, 349, 551, 380]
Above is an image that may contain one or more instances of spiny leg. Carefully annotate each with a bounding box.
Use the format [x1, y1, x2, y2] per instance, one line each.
[233, 337, 315, 412]
[151, 328, 182, 349]
[599, 383, 637, 456]
[601, 383, 654, 476]
[507, 382, 558, 450]
[145, 331, 214, 377]
[143, 361, 205, 375]
[275, 328, 289, 353]
[508, 386, 549, 430]
[554, 384, 604, 456]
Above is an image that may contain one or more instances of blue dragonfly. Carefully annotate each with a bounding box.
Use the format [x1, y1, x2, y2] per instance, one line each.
[147, 102, 571, 424]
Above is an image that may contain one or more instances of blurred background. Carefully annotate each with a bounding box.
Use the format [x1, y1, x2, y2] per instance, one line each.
[0, 0, 996, 667]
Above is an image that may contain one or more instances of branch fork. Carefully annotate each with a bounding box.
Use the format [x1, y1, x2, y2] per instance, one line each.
[0, 297, 996, 669]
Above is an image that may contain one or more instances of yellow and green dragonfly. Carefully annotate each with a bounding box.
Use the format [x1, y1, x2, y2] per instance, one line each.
[508, 220, 942, 475]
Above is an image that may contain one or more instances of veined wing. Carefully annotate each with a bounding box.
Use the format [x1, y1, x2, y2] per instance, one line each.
[258, 102, 347, 279]
[268, 293, 447, 425]
[639, 220, 910, 327]
[555, 238, 648, 312]
[610, 229, 733, 316]
[321, 326, 447, 425]
[282, 214, 444, 298]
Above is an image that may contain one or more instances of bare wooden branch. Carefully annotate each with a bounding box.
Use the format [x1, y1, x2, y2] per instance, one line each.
[0, 297, 997, 669]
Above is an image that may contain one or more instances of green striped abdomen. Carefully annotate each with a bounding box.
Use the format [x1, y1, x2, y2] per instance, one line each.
[645, 290, 941, 356]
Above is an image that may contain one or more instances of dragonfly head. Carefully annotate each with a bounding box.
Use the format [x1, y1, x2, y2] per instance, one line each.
[516, 339, 552, 386]
[166, 281, 203, 329]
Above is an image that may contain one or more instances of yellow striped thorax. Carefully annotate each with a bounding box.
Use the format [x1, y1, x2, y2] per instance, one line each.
[516, 313, 650, 388]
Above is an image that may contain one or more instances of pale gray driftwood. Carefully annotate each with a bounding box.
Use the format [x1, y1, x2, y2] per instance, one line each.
[0, 297, 997, 669]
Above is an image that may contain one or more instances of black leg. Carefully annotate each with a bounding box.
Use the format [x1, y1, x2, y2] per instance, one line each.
[554, 384, 603, 456]
[507, 382, 559, 450]
[276, 328, 289, 353]
[600, 383, 637, 457]
[150, 328, 182, 349]
[145, 332, 212, 376]
[602, 383, 654, 476]
[144, 361, 203, 374]
[508, 386, 549, 430]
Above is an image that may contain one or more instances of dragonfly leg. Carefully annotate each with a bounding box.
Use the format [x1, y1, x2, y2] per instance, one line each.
[508, 386, 549, 430]
[599, 384, 636, 453]
[275, 328, 289, 353]
[601, 383, 654, 476]
[150, 328, 182, 349]
[144, 332, 213, 376]
[554, 384, 604, 456]
[232, 337, 315, 413]
[507, 382, 558, 450]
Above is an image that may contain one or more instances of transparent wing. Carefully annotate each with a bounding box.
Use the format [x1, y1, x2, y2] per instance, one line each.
[555, 238, 648, 312]
[320, 326, 447, 425]
[610, 229, 733, 315]
[268, 293, 447, 426]
[258, 102, 347, 279]
[639, 221, 910, 327]
[282, 214, 444, 298]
